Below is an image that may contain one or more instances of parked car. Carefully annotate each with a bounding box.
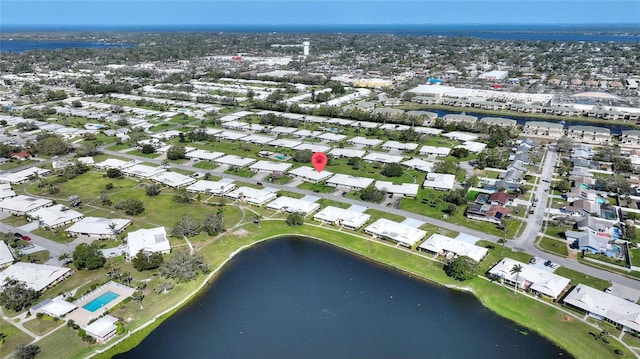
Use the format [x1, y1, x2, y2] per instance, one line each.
[544, 260, 552, 266]
[604, 287, 613, 294]
[13, 232, 23, 239]
[22, 236, 31, 241]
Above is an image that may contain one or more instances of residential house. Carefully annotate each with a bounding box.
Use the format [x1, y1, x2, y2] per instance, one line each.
[465, 203, 510, 224]
[488, 258, 570, 300]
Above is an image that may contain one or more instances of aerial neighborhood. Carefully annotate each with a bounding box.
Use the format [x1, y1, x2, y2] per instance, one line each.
[0, 30, 639, 358]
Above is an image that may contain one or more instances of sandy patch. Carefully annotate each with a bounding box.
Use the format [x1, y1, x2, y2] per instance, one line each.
[232, 228, 249, 236]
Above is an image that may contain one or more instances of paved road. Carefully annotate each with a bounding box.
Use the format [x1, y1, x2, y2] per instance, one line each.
[101, 147, 640, 287]
[0, 222, 68, 265]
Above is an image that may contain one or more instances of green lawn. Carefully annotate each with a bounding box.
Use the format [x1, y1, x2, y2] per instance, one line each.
[0, 159, 39, 171]
[127, 150, 162, 159]
[225, 168, 256, 178]
[22, 317, 64, 336]
[539, 237, 569, 257]
[554, 267, 610, 290]
[364, 209, 405, 223]
[0, 318, 33, 358]
[423, 136, 460, 148]
[297, 181, 336, 193]
[193, 161, 219, 170]
[629, 248, 640, 267]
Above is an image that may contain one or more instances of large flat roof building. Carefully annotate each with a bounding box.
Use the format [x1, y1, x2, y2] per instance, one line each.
[0, 195, 52, 215]
[0, 262, 72, 292]
[127, 227, 171, 258]
[28, 204, 83, 229]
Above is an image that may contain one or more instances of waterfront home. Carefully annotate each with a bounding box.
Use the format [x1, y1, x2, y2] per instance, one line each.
[620, 130, 640, 146]
[266, 196, 321, 216]
[313, 206, 371, 230]
[488, 258, 570, 300]
[442, 114, 477, 126]
[522, 121, 565, 139]
[84, 315, 119, 343]
[479, 117, 517, 128]
[510, 103, 544, 114]
[226, 186, 277, 206]
[418, 234, 488, 262]
[126, 227, 171, 258]
[563, 284, 640, 335]
[364, 218, 426, 247]
[567, 125, 611, 145]
[0, 262, 72, 292]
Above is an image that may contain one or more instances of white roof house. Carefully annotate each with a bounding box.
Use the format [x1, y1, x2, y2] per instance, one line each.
[314, 206, 371, 230]
[66, 217, 131, 239]
[402, 158, 435, 173]
[288, 166, 333, 183]
[186, 180, 236, 195]
[293, 129, 324, 138]
[317, 133, 347, 142]
[38, 298, 78, 318]
[327, 174, 374, 191]
[226, 186, 278, 206]
[0, 195, 52, 215]
[0, 241, 14, 268]
[328, 148, 367, 158]
[423, 173, 456, 190]
[374, 181, 419, 197]
[150, 172, 196, 188]
[123, 164, 165, 178]
[214, 155, 256, 168]
[270, 126, 298, 135]
[0, 167, 51, 184]
[266, 196, 321, 216]
[185, 149, 225, 161]
[419, 146, 451, 157]
[442, 131, 478, 142]
[488, 258, 570, 299]
[365, 218, 426, 247]
[0, 262, 72, 292]
[28, 204, 83, 229]
[382, 141, 419, 152]
[85, 314, 119, 343]
[418, 234, 488, 262]
[363, 152, 404, 164]
[242, 134, 276, 145]
[127, 227, 171, 258]
[294, 143, 331, 153]
[249, 160, 292, 173]
[348, 136, 383, 147]
[215, 131, 248, 141]
[268, 139, 303, 149]
[457, 141, 487, 153]
[563, 284, 640, 334]
[0, 183, 16, 200]
[94, 158, 135, 170]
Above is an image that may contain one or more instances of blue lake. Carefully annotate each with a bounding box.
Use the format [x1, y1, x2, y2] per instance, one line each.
[115, 237, 571, 359]
[0, 40, 132, 52]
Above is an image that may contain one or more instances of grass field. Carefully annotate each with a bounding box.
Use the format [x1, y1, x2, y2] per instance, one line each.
[539, 236, 569, 257]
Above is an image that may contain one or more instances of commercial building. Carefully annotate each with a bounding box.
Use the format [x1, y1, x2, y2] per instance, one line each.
[364, 218, 426, 247]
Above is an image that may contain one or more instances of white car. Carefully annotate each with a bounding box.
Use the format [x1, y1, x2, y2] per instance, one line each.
[604, 287, 613, 294]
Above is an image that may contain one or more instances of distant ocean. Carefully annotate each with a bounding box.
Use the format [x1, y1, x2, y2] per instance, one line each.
[1, 24, 638, 53]
[0, 40, 133, 53]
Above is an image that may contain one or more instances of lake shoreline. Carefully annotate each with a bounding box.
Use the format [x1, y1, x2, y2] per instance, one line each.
[93, 223, 628, 359]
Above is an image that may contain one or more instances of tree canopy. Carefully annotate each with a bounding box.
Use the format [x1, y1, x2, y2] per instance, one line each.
[132, 251, 164, 271]
[72, 243, 106, 270]
[159, 251, 209, 283]
[0, 283, 39, 312]
[444, 256, 478, 281]
[381, 162, 404, 177]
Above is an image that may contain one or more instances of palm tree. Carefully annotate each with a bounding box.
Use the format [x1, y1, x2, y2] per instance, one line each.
[510, 264, 523, 293]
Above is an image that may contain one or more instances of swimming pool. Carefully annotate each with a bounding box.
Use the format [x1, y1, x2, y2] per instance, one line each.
[83, 291, 119, 312]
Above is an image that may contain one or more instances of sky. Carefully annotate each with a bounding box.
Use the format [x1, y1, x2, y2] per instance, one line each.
[1, 0, 639, 27]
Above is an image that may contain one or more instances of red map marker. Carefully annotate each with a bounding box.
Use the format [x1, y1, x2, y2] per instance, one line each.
[311, 152, 328, 172]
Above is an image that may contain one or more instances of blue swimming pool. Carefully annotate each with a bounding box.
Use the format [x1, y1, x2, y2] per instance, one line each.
[274, 155, 286, 160]
[83, 291, 119, 312]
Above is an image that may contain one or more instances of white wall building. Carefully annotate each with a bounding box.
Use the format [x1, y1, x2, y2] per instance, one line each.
[418, 234, 488, 262]
[266, 196, 321, 216]
[226, 186, 277, 206]
[488, 258, 570, 299]
[29, 204, 83, 229]
[186, 180, 236, 195]
[0, 262, 72, 292]
[0, 195, 52, 215]
[423, 173, 456, 190]
[288, 166, 333, 183]
[66, 217, 131, 239]
[127, 227, 171, 258]
[326, 174, 374, 191]
[364, 218, 426, 247]
[313, 206, 371, 230]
